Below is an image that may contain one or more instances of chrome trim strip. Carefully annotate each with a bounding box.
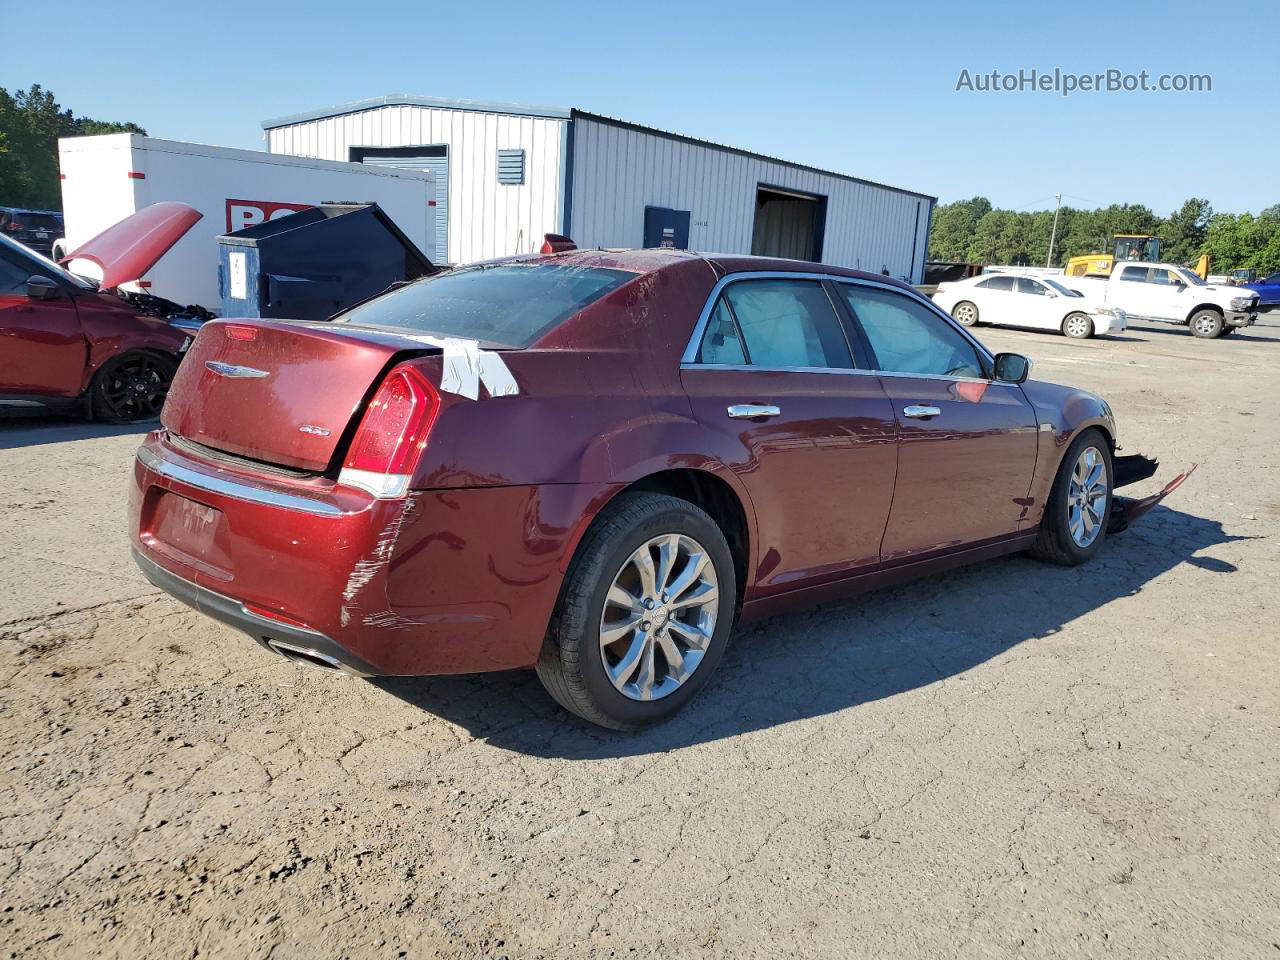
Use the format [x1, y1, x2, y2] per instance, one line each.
[681, 363, 877, 377]
[679, 270, 996, 371]
[137, 446, 347, 517]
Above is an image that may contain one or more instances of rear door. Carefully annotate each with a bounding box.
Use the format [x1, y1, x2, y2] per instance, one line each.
[973, 275, 1017, 326]
[0, 248, 85, 397]
[679, 276, 898, 591]
[1108, 265, 1154, 317]
[835, 281, 1039, 562]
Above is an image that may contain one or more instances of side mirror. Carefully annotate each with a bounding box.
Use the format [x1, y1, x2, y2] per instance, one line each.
[26, 275, 60, 301]
[993, 352, 1031, 384]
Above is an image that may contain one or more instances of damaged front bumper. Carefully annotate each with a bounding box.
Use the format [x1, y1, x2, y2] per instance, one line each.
[1108, 455, 1197, 533]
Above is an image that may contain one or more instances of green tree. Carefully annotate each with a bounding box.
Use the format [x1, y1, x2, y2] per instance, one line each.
[927, 197, 992, 261]
[0, 84, 145, 209]
[1162, 198, 1213, 264]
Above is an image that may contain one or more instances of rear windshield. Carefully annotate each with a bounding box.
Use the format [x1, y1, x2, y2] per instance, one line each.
[14, 213, 61, 230]
[333, 263, 635, 347]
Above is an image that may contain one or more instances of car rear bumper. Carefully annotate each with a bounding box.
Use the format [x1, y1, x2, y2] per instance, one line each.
[130, 432, 618, 675]
[132, 547, 378, 676]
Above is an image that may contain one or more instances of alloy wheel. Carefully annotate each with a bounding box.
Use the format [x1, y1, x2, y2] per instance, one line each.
[954, 303, 977, 325]
[1064, 314, 1091, 338]
[599, 533, 719, 701]
[97, 355, 172, 421]
[1067, 446, 1109, 547]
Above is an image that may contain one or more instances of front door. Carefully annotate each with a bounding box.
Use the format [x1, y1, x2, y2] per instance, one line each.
[0, 254, 85, 397]
[680, 277, 898, 592]
[834, 281, 1040, 562]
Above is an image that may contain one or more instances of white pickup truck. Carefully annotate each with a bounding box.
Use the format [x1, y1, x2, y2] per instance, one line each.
[1066, 262, 1260, 338]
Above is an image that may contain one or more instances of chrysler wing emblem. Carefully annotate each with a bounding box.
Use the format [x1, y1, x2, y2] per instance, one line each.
[205, 361, 269, 379]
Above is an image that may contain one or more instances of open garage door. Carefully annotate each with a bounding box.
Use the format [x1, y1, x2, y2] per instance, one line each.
[352, 146, 449, 264]
[751, 186, 826, 262]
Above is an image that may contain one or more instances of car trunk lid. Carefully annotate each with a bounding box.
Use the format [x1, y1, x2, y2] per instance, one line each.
[162, 319, 442, 472]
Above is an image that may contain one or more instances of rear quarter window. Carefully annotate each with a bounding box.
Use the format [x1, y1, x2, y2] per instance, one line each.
[333, 263, 635, 347]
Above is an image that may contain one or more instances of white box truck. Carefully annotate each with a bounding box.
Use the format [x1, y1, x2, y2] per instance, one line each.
[57, 134, 438, 310]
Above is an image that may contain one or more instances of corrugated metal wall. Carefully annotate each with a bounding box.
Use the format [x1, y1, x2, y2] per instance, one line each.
[266, 106, 566, 265]
[569, 116, 933, 283]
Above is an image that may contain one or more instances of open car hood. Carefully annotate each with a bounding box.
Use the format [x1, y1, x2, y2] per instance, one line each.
[61, 202, 202, 291]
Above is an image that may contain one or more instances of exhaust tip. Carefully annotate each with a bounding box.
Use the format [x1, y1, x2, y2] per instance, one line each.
[264, 638, 367, 677]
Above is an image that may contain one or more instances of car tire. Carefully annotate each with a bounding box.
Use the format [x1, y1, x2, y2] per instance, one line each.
[535, 492, 737, 730]
[1189, 308, 1224, 338]
[952, 301, 980, 327]
[89, 352, 177, 424]
[1029, 427, 1113, 567]
[1061, 312, 1094, 339]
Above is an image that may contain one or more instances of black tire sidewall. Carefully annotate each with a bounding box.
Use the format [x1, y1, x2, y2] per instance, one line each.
[562, 498, 736, 728]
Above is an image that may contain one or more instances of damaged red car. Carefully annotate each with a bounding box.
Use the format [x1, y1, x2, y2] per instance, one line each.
[0, 203, 202, 422]
[129, 249, 1187, 729]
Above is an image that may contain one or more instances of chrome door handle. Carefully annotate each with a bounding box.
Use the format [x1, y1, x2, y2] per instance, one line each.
[903, 404, 941, 419]
[727, 404, 781, 420]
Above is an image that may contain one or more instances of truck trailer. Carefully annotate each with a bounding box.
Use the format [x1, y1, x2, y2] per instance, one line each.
[57, 134, 438, 310]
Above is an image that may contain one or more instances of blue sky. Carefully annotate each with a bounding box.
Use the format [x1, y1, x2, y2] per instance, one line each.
[5, 0, 1271, 215]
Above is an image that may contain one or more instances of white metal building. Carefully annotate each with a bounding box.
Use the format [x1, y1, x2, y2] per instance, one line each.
[263, 95, 935, 280]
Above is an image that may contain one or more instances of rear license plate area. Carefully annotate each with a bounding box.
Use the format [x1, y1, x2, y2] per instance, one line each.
[145, 490, 233, 580]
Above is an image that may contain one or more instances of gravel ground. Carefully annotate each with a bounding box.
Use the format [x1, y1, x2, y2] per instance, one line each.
[1, 320, 1278, 959]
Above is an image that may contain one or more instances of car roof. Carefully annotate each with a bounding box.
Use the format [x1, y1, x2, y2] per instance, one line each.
[499, 247, 920, 293]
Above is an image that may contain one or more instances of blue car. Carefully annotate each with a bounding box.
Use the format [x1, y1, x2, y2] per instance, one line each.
[1242, 271, 1280, 308]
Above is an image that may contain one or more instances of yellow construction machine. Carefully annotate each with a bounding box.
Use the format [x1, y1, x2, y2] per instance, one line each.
[1065, 234, 1209, 279]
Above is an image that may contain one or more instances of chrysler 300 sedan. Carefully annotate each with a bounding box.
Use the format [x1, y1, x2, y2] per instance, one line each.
[130, 248, 1185, 729]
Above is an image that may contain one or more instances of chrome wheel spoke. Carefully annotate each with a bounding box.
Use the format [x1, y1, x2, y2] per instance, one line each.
[599, 532, 720, 702]
[665, 551, 708, 603]
[606, 584, 643, 615]
[654, 535, 679, 596]
[656, 632, 687, 682]
[634, 635, 658, 700]
[1066, 445, 1109, 548]
[601, 614, 642, 646]
[608, 631, 649, 690]
[632, 547, 659, 599]
[670, 580, 717, 610]
[667, 618, 711, 651]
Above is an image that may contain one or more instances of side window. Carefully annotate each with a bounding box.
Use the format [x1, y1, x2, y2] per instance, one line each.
[1119, 266, 1149, 283]
[1148, 268, 1173, 285]
[840, 285, 985, 379]
[1015, 278, 1048, 296]
[0, 255, 31, 295]
[979, 276, 1015, 291]
[696, 297, 747, 364]
[719, 279, 853, 369]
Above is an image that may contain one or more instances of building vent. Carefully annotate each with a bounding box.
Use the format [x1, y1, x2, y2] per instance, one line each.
[497, 149, 525, 185]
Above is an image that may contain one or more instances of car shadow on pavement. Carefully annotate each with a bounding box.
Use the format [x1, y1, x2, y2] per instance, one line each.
[371, 504, 1250, 758]
[0, 415, 154, 450]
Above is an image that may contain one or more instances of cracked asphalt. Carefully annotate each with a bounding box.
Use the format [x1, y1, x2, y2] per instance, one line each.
[1, 320, 1278, 959]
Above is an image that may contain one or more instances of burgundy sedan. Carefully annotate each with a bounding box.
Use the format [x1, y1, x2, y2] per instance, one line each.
[130, 249, 1183, 729]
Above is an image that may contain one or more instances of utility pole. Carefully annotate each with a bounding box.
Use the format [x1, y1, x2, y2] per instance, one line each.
[1046, 192, 1063, 268]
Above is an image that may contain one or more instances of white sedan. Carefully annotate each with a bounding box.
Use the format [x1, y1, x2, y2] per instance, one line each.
[932, 273, 1126, 339]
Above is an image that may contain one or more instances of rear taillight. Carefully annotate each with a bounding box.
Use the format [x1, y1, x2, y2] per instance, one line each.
[338, 364, 440, 499]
